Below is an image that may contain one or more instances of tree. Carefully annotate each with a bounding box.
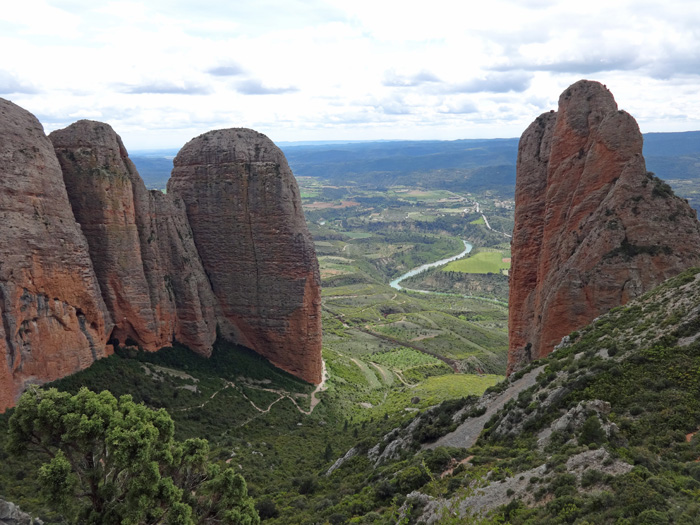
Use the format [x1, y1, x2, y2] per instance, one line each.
[8, 387, 259, 525]
[323, 443, 333, 462]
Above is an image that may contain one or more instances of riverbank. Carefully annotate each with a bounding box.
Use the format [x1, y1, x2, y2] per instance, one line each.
[390, 240, 473, 290]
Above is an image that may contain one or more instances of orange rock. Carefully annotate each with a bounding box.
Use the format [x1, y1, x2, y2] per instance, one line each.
[0, 99, 112, 411]
[508, 80, 700, 373]
[169, 129, 323, 384]
[50, 120, 218, 356]
[0, 107, 323, 412]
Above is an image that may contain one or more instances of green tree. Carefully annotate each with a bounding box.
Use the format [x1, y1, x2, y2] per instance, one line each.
[8, 387, 259, 525]
[578, 415, 606, 446]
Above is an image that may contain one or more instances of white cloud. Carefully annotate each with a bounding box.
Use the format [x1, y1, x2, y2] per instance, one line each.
[0, 0, 699, 148]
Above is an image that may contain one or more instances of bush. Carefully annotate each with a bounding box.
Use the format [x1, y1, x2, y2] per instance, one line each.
[581, 469, 605, 488]
[578, 415, 606, 446]
[395, 465, 430, 493]
[255, 498, 279, 520]
[638, 509, 670, 524]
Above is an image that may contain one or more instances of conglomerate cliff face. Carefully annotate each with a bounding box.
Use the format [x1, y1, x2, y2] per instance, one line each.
[168, 129, 323, 384]
[0, 100, 323, 411]
[508, 80, 700, 373]
[0, 100, 112, 412]
[49, 121, 218, 356]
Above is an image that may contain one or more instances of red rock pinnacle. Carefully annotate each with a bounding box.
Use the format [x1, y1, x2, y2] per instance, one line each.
[0, 102, 323, 411]
[0, 100, 112, 412]
[50, 120, 219, 357]
[508, 80, 700, 373]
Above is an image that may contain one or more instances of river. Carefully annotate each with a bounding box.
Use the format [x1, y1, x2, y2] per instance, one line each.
[389, 240, 473, 290]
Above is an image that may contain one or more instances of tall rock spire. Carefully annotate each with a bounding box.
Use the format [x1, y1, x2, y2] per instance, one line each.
[508, 80, 700, 373]
[50, 120, 219, 356]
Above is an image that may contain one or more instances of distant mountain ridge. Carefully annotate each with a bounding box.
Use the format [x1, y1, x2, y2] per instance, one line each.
[132, 132, 700, 208]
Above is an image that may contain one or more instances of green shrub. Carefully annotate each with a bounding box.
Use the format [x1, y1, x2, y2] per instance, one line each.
[578, 415, 606, 446]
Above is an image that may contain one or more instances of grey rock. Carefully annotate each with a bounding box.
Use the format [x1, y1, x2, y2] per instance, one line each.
[0, 498, 42, 525]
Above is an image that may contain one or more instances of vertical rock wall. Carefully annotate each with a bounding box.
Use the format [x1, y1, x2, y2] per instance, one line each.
[508, 80, 700, 373]
[50, 121, 218, 356]
[168, 129, 323, 384]
[0, 100, 112, 412]
[0, 100, 323, 410]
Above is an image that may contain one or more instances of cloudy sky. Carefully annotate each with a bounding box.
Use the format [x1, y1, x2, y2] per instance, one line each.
[2, 0, 700, 149]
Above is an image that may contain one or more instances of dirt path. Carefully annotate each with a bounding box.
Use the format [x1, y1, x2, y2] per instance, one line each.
[369, 362, 390, 383]
[393, 368, 417, 388]
[307, 359, 329, 413]
[440, 456, 474, 478]
[425, 366, 545, 450]
[410, 333, 438, 342]
[175, 359, 330, 417]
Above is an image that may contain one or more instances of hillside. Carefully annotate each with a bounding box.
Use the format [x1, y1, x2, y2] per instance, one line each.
[385, 267, 700, 523]
[3, 272, 700, 523]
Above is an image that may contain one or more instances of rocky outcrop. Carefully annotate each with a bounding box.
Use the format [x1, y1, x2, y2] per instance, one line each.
[50, 121, 217, 356]
[0, 100, 322, 411]
[508, 80, 700, 373]
[0, 498, 42, 525]
[168, 129, 322, 384]
[0, 100, 112, 412]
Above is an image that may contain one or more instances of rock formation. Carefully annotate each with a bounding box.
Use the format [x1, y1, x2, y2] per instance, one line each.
[508, 80, 700, 373]
[168, 129, 323, 384]
[0, 100, 322, 411]
[50, 121, 218, 356]
[0, 100, 112, 412]
[0, 497, 41, 525]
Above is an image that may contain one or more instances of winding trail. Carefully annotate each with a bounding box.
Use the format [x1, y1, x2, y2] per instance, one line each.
[369, 362, 390, 384]
[308, 359, 330, 413]
[175, 359, 330, 418]
[475, 198, 511, 239]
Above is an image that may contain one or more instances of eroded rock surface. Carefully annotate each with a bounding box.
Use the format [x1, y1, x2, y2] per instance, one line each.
[50, 121, 217, 356]
[168, 129, 322, 384]
[0, 100, 111, 412]
[1, 104, 323, 410]
[508, 80, 700, 373]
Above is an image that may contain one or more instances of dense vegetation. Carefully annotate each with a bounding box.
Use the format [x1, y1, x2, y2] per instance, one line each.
[6, 141, 700, 523]
[8, 387, 258, 524]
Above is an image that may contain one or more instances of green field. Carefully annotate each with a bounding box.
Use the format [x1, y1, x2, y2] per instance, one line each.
[370, 347, 442, 369]
[443, 249, 510, 274]
[343, 231, 373, 239]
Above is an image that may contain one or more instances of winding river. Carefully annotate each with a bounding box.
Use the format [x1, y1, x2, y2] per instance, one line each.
[389, 240, 473, 290]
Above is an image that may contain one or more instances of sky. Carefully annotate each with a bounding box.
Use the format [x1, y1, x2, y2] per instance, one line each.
[2, 0, 700, 150]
